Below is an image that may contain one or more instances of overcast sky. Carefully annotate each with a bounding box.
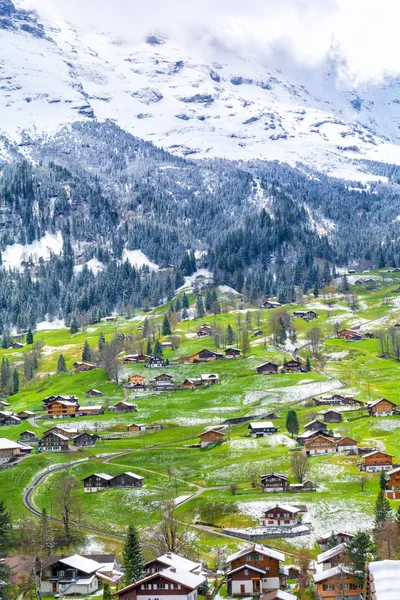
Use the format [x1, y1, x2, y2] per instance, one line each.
[17, 0, 400, 85]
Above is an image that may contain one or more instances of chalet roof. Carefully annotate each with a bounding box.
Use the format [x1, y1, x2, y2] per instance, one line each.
[313, 565, 352, 583]
[304, 434, 336, 445]
[73, 362, 95, 367]
[261, 473, 288, 481]
[265, 503, 300, 514]
[364, 450, 393, 459]
[47, 400, 77, 407]
[368, 559, 400, 599]
[249, 422, 275, 429]
[261, 590, 298, 600]
[388, 467, 400, 475]
[59, 554, 105, 574]
[337, 437, 358, 445]
[114, 401, 136, 407]
[368, 398, 397, 408]
[304, 420, 325, 428]
[322, 409, 342, 415]
[317, 531, 354, 542]
[73, 432, 97, 440]
[43, 432, 69, 441]
[227, 564, 267, 576]
[317, 543, 345, 564]
[0, 438, 26, 450]
[20, 430, 35, 436]
[86, 473, 114, 481]
[17, 410, 35, 416]
[88, 389, 102, 394]
[200, 373, 219, 380]
[120, 472, 144, 481]
[297, 430, 320, 440]
[79, 405, 102, 411]
[115, 567, 206, 596]
[257, 362, 279, 368]
[226, 543, 284, 564]
[151, 553, 202, 573]
[199, 429, 224, 437]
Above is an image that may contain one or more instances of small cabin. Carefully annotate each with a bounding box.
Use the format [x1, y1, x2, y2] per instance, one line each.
[225, 348, 241, 358]
[199, 429, 224, 448]
[249, 422, 278, 437]
[261, 504, 300, 527]
[256, 362, 279, 375]
[72, 361, 95, 372]
[188, 349, 224, 363]
[262, 300, 281, 309]
[337, 437, 358, 453]
[323, 409, 343, 423]
[87, 389, 103, 397]
[183, 378, 202, 389]
[72, 432, 99, 447]
[337, 329, 362, 341]
[304, 420, 327, 432]
[16, 410, 35, 420]
[361, 450, 393, 472]
[148, 357, 166, 368]
[39, 432, 69, 452]
[110, 472, 144, 488]
[367, 398, 397, 416]
[113, 401, 137, 413]
[260, 473, 289, 493]
[128, 423, 147, 433]
[83, 473, 114, 493]
[282, 359, 303, 373]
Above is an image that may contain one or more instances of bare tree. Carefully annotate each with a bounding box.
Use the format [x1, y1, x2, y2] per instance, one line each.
[249, 466, 260, 488]
[291, 450, 310, 483]
[100, 339, 123, 383]
[307, 327, 322, 357]
[241, 327, 250, 357]
[376, 520, 400, 559]
[54, 473, 80, 545]
[230, 483, 239, 496]
[151, 500, 192, 555]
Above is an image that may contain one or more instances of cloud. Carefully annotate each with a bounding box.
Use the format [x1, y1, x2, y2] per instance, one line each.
[16, 0, 400, 85]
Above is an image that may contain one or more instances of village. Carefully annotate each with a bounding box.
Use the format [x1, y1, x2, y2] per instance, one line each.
[2, 271, 400, 599]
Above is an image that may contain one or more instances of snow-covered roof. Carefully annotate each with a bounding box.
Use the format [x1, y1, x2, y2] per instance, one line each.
[304, 420, 325, 427]
[226, 543, 284, 563]
[0, 438, 26, 450]
[91, 473, 114, 481]
[265, 503, 300, 514]
[368, 560, 400, 599]
[364, 450, 392, 459]
[45, 432, 69, 441]
[249, 421, 275, 429]
[200, 373, 219, 379]
[317, 543, 345, 564]
[368, 398, 396, 407]
[116, 567, 205, 596]
[59, 554, 105, 574]
[313, 565, 352, 583]
[262, 590, 298, 600]
[228, 564, 266, 576]
[387, 466, 400, 475]
[154, 553, 202, 572]
[261, 472, 288, 480]
[318, 531, 354, 542]
[122, 472, 144, 480]
[80, 405, 102, 410]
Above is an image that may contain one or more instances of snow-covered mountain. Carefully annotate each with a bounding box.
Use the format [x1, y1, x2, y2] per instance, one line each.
[3, 0, 400, 179]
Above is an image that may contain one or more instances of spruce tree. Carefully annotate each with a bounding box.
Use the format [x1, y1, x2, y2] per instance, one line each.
[12, 369, 19, 394]
[146, 339, 152, 356]
[345, 530, 372, 580]
[374, 489, 391, 528]
[182, 307, 188, 320]
[196, 296, 205, 318]
[82, 340, 91, 362]
[379, 471, 388, 490]
[326, 532, 339, 549]
[122, 525, 144, 585]
[26, 328, 34, 345]
[154, 340, 163, 358]
[98, 332, 105, 351]
[57, 354, 67, 373]
[182, 292, 189, 309]
[395, 505, 400, 525]
[286, 409, 299, 437]
[103, 583, 112, 600]
[70, 316, 79, 334]
[162, 314, 171, 336]
[0, 501, 12, 592]
[0, 358, 10, 389]
[226, 324, 235, 345]
[306, 356, 311, 372]
[175, 297, 181, 312]
[39, 508, 54, 555]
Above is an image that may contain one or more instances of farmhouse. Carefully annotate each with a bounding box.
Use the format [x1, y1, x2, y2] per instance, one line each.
[293, 310, 317, 320]
[83, 473, 114, 492]
[260, 473, 289, 493]
[317, 531, 354, 551]
[188, 349, 224, 363]
[200, 373, 220, 385]
[366, 559, 400, 599]
[225, 348, 241, 358]
[183, 378, 202, 389]
[110, 472, 144, 488]
[367, 398, 397, 416]
[337, 329, 362, 341]
[304, 420, 327, 432]
[260, 504, 301, 527]
[16, 410, 35, 420]
[87, 389, 103, 397]
[77, 405, 104, 416]
[113, 401, 137, 413]
[336, 437, 358, 453]
[304, 435, 337, 455]
[313, 566, 363, 599]
[322, 410, 343, 423]
[144, 553, 202, 576]
[261, 300, 281, 309]
[385, 467, 400, 499]
[129, 374, 146, 385]
[19, 430, 39, 445]
[0, 438, 28, 464]
[153, 373, 175, 389]
[128, 423, 147, 433]
[256, 362, 279, 375]
[282, 359, 302, 373]
[148, 357, 166, 368]
[248, 422, 278, 437]
[226, 544, 285, 595]
[39, 431, 69, 452]
[73, 361, 95, 372]
[38, 554, 109, 596]
[114, 567, 206, 600]
[0, 413, 21, 426]
[361, 450, 393, 472]
[199, 429, 224, 448]
[72, 433, 99, 447]
[46, 400, 79, 417]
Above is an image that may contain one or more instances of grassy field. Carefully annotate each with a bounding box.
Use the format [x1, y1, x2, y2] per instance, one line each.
[2, 272, 400, 563]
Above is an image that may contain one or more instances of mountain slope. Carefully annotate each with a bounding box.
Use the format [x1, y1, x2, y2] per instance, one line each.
[1, 0, 400, 179]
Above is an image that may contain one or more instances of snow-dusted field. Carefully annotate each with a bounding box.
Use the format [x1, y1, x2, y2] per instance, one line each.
[2, 231, 63, 270]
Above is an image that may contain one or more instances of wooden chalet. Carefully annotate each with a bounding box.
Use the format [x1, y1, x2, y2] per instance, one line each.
[248, 421, 278, 437]
[197, 324, 211, 337]
[199, 429, 224, 448]
[386, 467, 400, 499]
[336, 437, 358, 453]
[225, 348, 241, 358]
[19, 430, 39, 445]
[113, 401, 137, 413]
[361, 450, 393, 472]
[183, 378, 202, 389]
[304, 420, 327, 432]
[367, 398, 397, 416]
[293, 310, 317, 320]
[77, 405, 104, 416]
[44, 426, 78, 439]
[105, 315, 118, 322]
[153, 373, 175, 389]
[87, 389, 103, 397]
[260, 473, 289, 493]
[16, 410, 35, 420]
[261, 300, 282, 309]
[323, 410, 343, 423]
[114, 567, 206, 600]
[72, 432, 99, 447]
[282, 359, 303, 373]
[46, 400, 79, 417]
[226, 543, 285, 595]
[256, 362, 279, 375]
[188, 349, 224, 363]
[147, 356, 166, 368]
[304, 434, 337, 455]
[366, 560, 400, 600]
[144, 553, 202, 576]
[43, 395, 79, 407]
[128, 423, 147, 433]
[0, 438, 28, 464]
[110, 472, 144, 488]
[39, 431, 69, 452]
[317, 531, 354, 551]
[314, 394, 363, 407]
[337, 329, 362, 341]
[73, 361, 95, 372]
[129, 374, 146, 385]
[83, 473, 114, 492]
[200, 373, 219, 385]
[313, 567, 363, 600]
[0, 413, 21, 426]
[261, 503, 300, 527]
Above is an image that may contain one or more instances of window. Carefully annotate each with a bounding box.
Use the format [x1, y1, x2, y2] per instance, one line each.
[323, 584, 333, 591]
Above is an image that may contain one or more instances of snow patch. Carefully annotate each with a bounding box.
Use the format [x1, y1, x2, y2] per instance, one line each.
[2, 231, 63, 269]
[122, 249, 159, 271]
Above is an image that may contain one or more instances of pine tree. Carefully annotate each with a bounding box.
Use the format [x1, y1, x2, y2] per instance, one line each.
[39, 508, 54, 555]
[345, 530, 372, 580]
[175, 297, 181, 312]
[146, 339, 152, 356]
[82, 340, 91, 362]
[0, 500, 12, 592]
[326, 532, 339, 549]
[182, 292, 189, 309]
[57, 354, 67, 373]
[70, 316, 79, 334]
[0, 358, 10, 389]
[205, 289, 212, 311]
[196, 296, 205, 318]
[306, 356, 311, 372]
[182, 307, 188, 320]
[226, 324, 235, 345]
[26, 328, 34, 345]
[154, 339, 163, 358]
[122, 525, 144, 585]
[374, 489, 392, 528]
[286, 409, 299, 437]
[379, 471, 388, 490]
[98, 332, 105, 351]
[12, 369, 19, 394]
[103, 583, 112, 600]
[162, 314, 171, 336]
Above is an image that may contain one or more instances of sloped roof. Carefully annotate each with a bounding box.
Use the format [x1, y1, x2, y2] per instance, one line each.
[368, 398, 397, 408]
[115, 567, 206, 596]
[313, 565, 352, 583]
[228, 563, 266, 576]
[364, 450, 392, 459]
[0, 438, 26, 450]
[249, 421, 275, 429]
[151, 552, 202, 572]
[120, 472, 144, 481]
[59, 554, 105, 574]
[226, 543, 284, 563]
[262, 590, 298, 600]
[368, 559, 400, 599]
[317, 543, 345, 564]
[265, 503, 300, 514]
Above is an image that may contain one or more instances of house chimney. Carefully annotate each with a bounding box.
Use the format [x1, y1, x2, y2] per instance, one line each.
[166, 552, 172, 558]
[170, 567, 176, 573]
